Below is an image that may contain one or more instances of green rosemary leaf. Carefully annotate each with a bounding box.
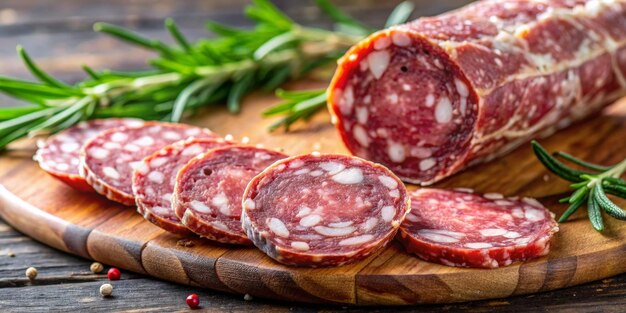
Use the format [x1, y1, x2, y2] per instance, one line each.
[384, 1, 415, 28]
[0, 76, 74, 98]
[594, 182, 626, 220]
[559, 196, 570, 204]
[553, 151, 610, 172]
[559, 194, 586, 222]
[569, 186, 589, 204]
[570, 181, 589, 189]
[261, 66, 292, 91]
[171, 78, 213, 123]
[292, 92, 327, 111]
[48, 110, 85, 134]
[165, 18, 191, 51]
[28, 97, 92, 134]
[245, 0, 294, 30]
[82, 65, 101, 80]
[0, 106, 43, 120]
[0, 107, 61, 133]
[254, 32, 298, 60]
[531, 141, 590, 182]
[205, 21, 245, 37]
[316, 0, 371, 36]
[604, 176, 626, 187]
[17, 46, 77, 91]
[604, 183, 626, 198]
[149, 59, 195, 75]
[228, 74, 255, 113]
[0, 123, 40, 149]
[94, 22, 155, 50]
[587, 189, 604, 232]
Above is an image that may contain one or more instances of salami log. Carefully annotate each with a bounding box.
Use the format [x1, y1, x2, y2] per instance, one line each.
[242, 153, 410, 267]
[34, 118, 144, 192]
[328, 0, 626, 185]
[173, 145, 286, 244]
[80, 122, 216, 205]
[132, 137, 233, 235]
[398, 188, 559, 268]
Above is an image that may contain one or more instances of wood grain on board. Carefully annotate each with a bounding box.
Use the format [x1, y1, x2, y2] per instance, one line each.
[1, 84, 626, 305]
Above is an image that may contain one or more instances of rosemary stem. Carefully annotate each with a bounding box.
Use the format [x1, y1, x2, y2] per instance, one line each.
[587, 158, 626, 189]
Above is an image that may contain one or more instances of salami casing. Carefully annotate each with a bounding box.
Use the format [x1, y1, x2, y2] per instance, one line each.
[398, 188, 559, 268]
[242, 153, 410, 267]
[173, 145, 286, 244]
[80, 122, 216, 205]
[328, 0, 626, 184]
[34, 118, 144, 192]
[132, 137, 233, 235]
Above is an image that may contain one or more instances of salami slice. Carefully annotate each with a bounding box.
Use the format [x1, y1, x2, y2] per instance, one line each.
[132, 137, 233, 235]
[34, 118, 144, 192]
[80, 122, 216, 205]
[173, 145, 287, 244]
[242, 153, 410, 267]
[398, 188, 559, 268]
[328, 0, 626, 185]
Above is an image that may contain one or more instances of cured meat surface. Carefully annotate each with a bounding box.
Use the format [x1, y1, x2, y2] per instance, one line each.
[132, 137, 233, 235]
[80, 122, 215, 205]
[398, 188, 559, 268]
[328, 0, 626, 185]
[242, 153, 410, 267]
[34, 118, 144, 192]
[173, 145, 286, 244]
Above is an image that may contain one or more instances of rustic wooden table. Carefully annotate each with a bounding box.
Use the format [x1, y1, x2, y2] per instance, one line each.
[1, 1, 626, 312]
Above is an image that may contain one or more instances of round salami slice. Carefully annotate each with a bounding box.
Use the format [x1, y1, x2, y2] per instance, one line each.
[132, 137, 234, 235]
[398, 188, 559, 268]
[80, 122, 216, 205]
[34, 118, 144, 192]
[173, 145, 287, 244]
[242, 153, 410, 267]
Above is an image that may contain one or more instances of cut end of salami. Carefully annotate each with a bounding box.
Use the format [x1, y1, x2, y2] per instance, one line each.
[242, 153, 410, 267]
[34, 118, 144, 192]
[398, 188, 559, 268]
[80, 121, 216, 205]
[173, 145, 287, 245]
[132, 137, 233, 235]
[328, 0, 626, 185]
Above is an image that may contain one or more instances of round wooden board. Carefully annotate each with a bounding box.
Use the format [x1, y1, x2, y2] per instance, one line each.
[2, 87, 626, 305]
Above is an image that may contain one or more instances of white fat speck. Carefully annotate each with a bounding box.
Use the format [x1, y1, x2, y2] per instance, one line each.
[135, 136, 155, 146]
[514, 237, 531, 245]
[454, 78, 469, 97]
[402, 84, 411, 91]
[419, 158, 436, 171]
[148, 171, 165, 184]
[296, 206, 312, 218]
[362, 217, 378, 231]
[268, 218, 290, 238]
[161, 193, 173, 202]
[89, 147, 110, 159]
[224, 134, 234, 141]
[387, 142, 406, 163]
[241, 136, 250, 144]
[185, 128, 201, 136]
[356, 107, 369, 124]
[212, 221, 229, 231]
[435, 97, 453, 124]
[522, 197, 543, 207]
[314, 225, 356, 237]
[103, 142, 121, 150]
[299, 214, 322, 227]
[309, 170, 323, 177]
[339, 234, 374, 246]
[410, 147, 432, 158]
[359, 59, 368, 72]
[319, 162, 345, 175]
[388, 93, 398, 104]
[243, 199, 256, 210]
[103, 167, 120, 180]
[405, 213, 419, 222]
[134, 161, 149, 174]
[422, 229, 466, 238]
[389, 189, 400, 198]
[150, 157, 168, 168]
[124, 144, 140, 152]
[182, 144, 205, 156]
[311, 151, 321, 157]
[480, 228, 507, 236]
[363, 95, 371, 104]
[294, 168, 311, 175]
[60, 142, 80, 153]
[512, 207, 524, 218]
[56, 163, 69, 171]
[211, 192, 230, 215]
[381, 206, 396, 222]
[332, 168, 363, 185]
[110, 132, 128, 142]
[425, 94, 435, 107]
[503, 231, 521, 238]
[524, 207, 545, 222]
[340, 85, 355, 115]
[378, 175, 398, 189]
[329, 221, 353, 228]
[255, 152, 272, 161]
[392, 32, 411, 47]
[353, 125, 370, 147]
[191, 200, 211, 213]
[373, 37, 390, 50]
[291, 241, 310, 251]
[368, 50, 390, 79]
[484, 193, 504, 200]
[454, 187, 473, 193]
[418, 230, 460, 243]
[459, 98, 467, 115]
[465, 242, 493, 249]
[152, 206, 170, 215]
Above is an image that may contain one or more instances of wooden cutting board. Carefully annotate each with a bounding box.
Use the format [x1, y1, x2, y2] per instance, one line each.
[1, 83, 626, 305]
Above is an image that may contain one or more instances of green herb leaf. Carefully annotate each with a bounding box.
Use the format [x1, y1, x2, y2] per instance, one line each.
[531, 141, 591, 182]
[559, 194, 586, 222]
[385, 1, 415, 28]
[594, 182, 626, 220]
[553, 151, 611, 172]
[587, 188, 605, 232]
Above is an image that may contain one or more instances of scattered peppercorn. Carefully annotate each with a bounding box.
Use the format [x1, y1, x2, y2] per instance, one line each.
[243, 294, 253, 301]
[107, 267, 121, 280]
[100, 283, 113, 297]
[25, 267, 37, 280]
[90, 262, 104, 273]
[186, 293, 200, 309]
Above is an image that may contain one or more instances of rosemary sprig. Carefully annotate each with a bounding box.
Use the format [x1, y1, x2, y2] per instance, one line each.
[531, 140, 626, 232]
[0, 0, 378, 149]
